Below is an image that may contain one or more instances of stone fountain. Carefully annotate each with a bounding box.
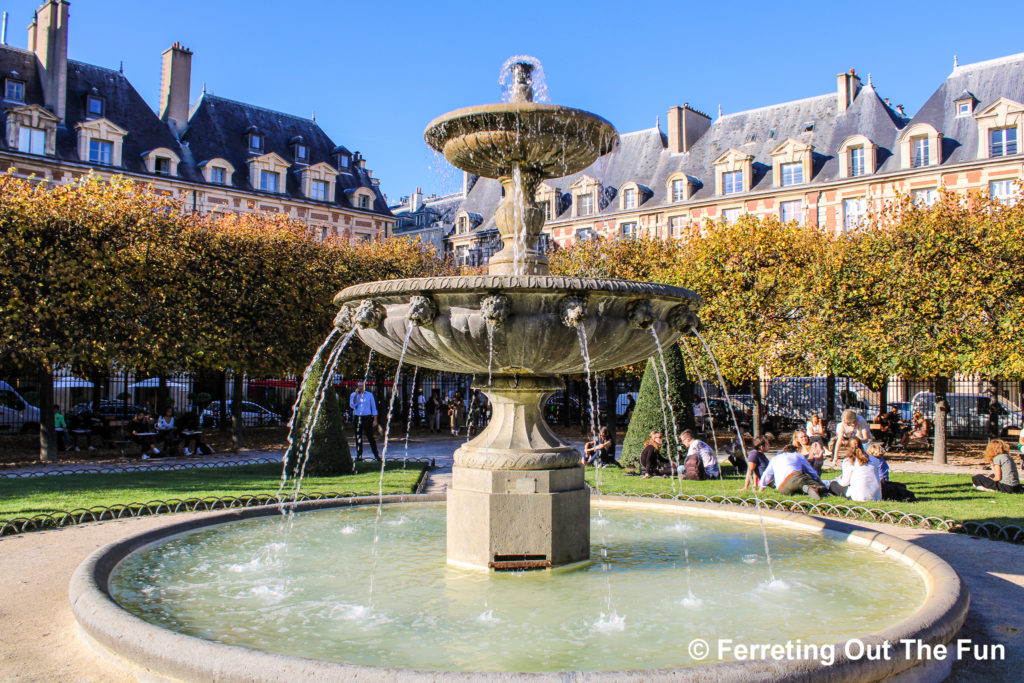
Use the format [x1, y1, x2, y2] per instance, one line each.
[333, 60, 701, 570]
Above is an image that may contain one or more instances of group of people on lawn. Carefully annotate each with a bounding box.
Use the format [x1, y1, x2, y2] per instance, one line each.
[588, 405, 1023, 499]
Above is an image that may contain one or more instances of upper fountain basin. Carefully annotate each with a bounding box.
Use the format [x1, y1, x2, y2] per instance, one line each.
[333, 275, 701, 376]
[424, 103, 619, 179]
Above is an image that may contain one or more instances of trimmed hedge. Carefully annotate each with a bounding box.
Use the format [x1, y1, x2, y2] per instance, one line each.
[620, 343, 694, 469]
[286, 352, 353, 476]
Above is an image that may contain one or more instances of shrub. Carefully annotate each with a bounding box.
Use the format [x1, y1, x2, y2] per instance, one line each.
[620, 343, 694, 470]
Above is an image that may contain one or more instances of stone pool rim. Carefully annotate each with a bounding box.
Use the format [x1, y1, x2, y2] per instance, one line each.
[69, 493, 969, 682]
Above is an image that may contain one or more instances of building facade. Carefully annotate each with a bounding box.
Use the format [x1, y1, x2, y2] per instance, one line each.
[450, 53, 1024, 256]
[0, 1, 393, 241]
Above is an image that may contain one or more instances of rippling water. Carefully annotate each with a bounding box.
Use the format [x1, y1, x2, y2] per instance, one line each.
[109, 503, 925, 672]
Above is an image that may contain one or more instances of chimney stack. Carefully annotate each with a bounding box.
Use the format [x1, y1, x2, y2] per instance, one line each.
[836, 68, 862, 113]
[160, 42, 193, 137]
[2, 12, 9, 45]
[667, 104, 711, 154]
[410, 187, 423, 212]
[30, 0, 69, 121]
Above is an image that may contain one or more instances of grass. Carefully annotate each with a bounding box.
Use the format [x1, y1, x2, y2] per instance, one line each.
[584, 465, 1024, 529]
[0, 461, 425, 518]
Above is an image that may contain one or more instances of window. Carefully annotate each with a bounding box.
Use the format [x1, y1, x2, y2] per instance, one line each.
[721, 208, 741, 224]
[458, 216, 468, 234]
[154, 157, 171, 175]
[210, 166, 226, 185]
[990, 127, 1018, 157]
[671, 179, 686, 202]
[358, 194, 370, 209]
[912, 188, 938, 207]
[259, 170, 279, 192]
[668, 216, 684, 236]
[623, 187, 637, 209]
[248, 133, 263, 153]
[990, 180, 1018, 204]
[86, 95, 104, 118]
[17, 127, 46, 155]
[620, 222, 637, 240]
[911, 137, 929, 168]
[575, 227, 596, 241]
[577, 193, 594, 216]
[88, 139, 113, 165]
[722, 170, 743, 194]
[849, 146, 865, 177]
[542, 199, 552, 220]
[780, 162, 803, 186]
[5, 79, 25, 102]
[957, 102, 971, 118]
[310, 179, 328, 201]
[780, 200, 803, 224]
[843, 197, 867, 230]
[338, 153, 350, 169]
[295, 144, 308, 161]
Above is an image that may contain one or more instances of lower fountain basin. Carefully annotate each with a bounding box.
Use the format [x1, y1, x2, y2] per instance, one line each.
[71, 496, 968, 681]
[332, 275, 701, 375]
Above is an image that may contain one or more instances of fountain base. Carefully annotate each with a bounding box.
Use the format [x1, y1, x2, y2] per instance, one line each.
[447, 466, 590, 570]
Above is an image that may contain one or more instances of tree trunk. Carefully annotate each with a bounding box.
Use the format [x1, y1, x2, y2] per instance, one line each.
[933, 375, 949, 464]
[231, 374, 244, 451]
[605, 378, 619, 439]
[751, 378, 762, 439]
[878, 378, 888, 414]
[825, 373, 836, 424]
[218, 370, 228, 432]
[157, 375, 170, 414]
[38, 367, 55, 462]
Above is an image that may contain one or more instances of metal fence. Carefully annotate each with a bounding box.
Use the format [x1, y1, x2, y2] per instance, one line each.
[2, 369, 1019, 441]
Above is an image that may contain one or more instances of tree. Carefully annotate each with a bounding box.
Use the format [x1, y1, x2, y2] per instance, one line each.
[620, 343, 693, 470]
[285, 351, 353, 477]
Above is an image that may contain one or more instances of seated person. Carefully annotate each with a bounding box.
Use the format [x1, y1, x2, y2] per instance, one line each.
[830, 409, 872, 467]
[901, 412, 929, 448]
[640, 431, 673, 478]
[829, 439, 882, 502]
[865, 443, 915, 501]
[758, 446, 828, 499]
[178, 408, 209, 456]
[155, 407, 178, 454]
[584, 427, 619, 468]
[741, 435, 771, 490]
[973, 439, 1022, 494]
[128, 410, 159, 458]
[68, 408, 95, 451]
[879, 406, 904, 448]
[680, 429, 719, 479]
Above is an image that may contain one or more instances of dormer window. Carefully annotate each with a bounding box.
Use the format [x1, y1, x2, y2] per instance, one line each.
[310, 179, 328, 201]
[86, 95, 104, 118]
[295, 144, 308, 161]
[17, 127, 46, 155]
[358, 194, 370, 209]
[339, 153, 350, 168]
[911, 137, 929, 168]
[5, 79, 25, 102]
[722, 170, 743, 194]
[954, 91, 976, 118]
[89, 139, 113, 165]
[780, 162, 803, 186]
[957, 101, 971, 117]
[849, 146, 865, 176]
[248, 132, 263, 153]
[211, 166, 226, 184]
[578, 193, 594, 215]
[990, 127, 1018, 157]
[898, 123, 942, 169]
[671, 179, 686, 202]
[154, 157, 171, 175]
[622, 187, 637, 209]
[259, 170, 279, 192]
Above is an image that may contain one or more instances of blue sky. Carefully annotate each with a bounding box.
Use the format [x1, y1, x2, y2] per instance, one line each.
[3, 0, 1022, 203]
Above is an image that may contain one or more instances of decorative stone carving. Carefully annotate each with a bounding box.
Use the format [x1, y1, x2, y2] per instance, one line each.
[480, 294, 511, 326]
[668, 305, 699, 333]
[333, 304, 355, 332]
[408, 295, 437, 327]
[559, 296, 587, 328]
[354, 299, 384, 329]
[627, 300, 655, 330]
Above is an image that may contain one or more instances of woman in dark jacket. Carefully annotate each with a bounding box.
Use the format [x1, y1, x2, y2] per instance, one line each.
[640, 431, 672, 478]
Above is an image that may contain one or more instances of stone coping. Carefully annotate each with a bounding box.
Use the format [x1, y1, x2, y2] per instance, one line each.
[69, 495, 969, 682]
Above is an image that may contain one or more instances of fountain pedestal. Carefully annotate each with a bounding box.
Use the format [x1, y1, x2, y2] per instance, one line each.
[447, 375, 589, 570]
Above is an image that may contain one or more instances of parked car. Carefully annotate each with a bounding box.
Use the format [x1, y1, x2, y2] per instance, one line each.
[765, 377, 874, 427]
[201, 400, 282, 428]
[910, 392, 1022, 438]
[706, 397, 753, 430]
[0, 381, 40, 433]
[70, 400, 149, 422]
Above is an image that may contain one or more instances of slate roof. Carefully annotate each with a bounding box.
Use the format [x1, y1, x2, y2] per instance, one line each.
[0, 44, 390, 216]
[391, 191, 463, 234]
[900, 52, 1024, 166]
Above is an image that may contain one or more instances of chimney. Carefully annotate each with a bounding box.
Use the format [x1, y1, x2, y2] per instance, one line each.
[836, 68, 862, 113]
[462, 170, 479, 196]
[31, 0, 70, 121]
[2, 12, 9, 45]
[667, 104, 711, 154]
[410, 187, 423, 212]
[159, 42, 193, 137]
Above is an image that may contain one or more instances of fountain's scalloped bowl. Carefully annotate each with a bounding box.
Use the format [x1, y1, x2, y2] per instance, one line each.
[424, 103, 619, 179]
[333, 275, 701, 375]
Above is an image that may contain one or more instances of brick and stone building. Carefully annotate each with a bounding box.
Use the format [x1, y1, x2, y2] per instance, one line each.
[1, 1, 393, 241]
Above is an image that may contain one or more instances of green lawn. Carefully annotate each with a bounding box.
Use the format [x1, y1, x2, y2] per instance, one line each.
[585, 465, 1024, 530]
[0, 462, 425, 518]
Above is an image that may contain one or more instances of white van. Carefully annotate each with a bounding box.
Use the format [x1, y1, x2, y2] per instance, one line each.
[910, 391, 1022, 438]
[0, 381, 41, 433]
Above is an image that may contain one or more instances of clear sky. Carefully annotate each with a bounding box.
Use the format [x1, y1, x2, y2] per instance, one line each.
[2, 0, 1022, 204]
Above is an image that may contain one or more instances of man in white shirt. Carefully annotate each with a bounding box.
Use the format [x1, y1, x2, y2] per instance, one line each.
[758, 447, 828, 499]
[679, 429, 719, 478]
[349, 382, 379, 461]
[831, 409, 872, 467]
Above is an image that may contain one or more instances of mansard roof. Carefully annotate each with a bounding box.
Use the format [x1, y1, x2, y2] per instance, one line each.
[903, 52, 1024, 165]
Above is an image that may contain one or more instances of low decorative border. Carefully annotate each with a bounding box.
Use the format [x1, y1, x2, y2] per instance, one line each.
[601, 490, 1024, 544]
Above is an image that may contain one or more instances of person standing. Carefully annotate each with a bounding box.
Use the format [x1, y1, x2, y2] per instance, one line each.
[53, 405, 68, 451]
[349, 382, 379, 461]
[416, 389, 426, 426]
[693, 399, 709, 434]
[425, 389, 442, 433]
[448, 391, 466, 436]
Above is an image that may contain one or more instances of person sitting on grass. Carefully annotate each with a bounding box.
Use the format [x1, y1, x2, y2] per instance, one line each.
[680, 429, 719, 479]
[972, 439, 1022, 494]
[828, 438, 882, 502]
[758, 445, 828, 499]
[864, 442, 915, 502]
[640, 431, 673, 478]
[741, 435, 771, 490]
[584, 427, 619, 468]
